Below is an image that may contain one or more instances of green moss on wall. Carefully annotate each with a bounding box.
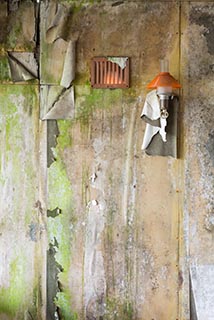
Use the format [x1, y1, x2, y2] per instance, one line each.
[75, 85, 123, 125]
[0, 257, 30, 317]
[0, 56, 11, 82]
[7, 23, 22, 49]
[0, 85, 39, 318]
[104, 298, 134, 320]
[55, 291, 78, 320]
[57, 120, 73, 150]
[0, 86, 39, 226]
[47, 120, 76, 318]
[40, 41, 59, 85]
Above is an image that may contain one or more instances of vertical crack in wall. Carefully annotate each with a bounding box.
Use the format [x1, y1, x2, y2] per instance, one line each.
[34, 0, 40, 68]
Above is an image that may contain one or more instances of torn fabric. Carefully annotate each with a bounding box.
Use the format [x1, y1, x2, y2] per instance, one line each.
[107, 57, 128, 69]
[141, 90, 178, 158]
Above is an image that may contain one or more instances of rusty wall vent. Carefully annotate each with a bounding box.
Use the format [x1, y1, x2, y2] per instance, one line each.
[90, 57, 130, 89]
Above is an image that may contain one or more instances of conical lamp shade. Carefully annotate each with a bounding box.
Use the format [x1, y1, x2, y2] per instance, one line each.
[147, 72, 181, 89]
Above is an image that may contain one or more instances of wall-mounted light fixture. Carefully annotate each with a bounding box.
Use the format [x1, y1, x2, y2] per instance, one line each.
[141, 60, 181, 157]
[90, 57, 130, 89]
[147, 59, 181, 119]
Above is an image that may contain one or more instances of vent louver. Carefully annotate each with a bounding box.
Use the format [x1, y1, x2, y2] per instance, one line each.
[90, 57, 130, 89]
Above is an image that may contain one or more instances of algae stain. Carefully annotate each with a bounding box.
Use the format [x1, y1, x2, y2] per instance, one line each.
[57, 120, 73, 150]
[55, 291, 78, 320]
[104, 298, 134, 320]
[0, 55, 10, 82]
[47, 238, 63, 320]
[75, 85, 123, 125]
[7, 23, 22, 49]
[0, 257, 29, 317]
[47, 119, 77, 319]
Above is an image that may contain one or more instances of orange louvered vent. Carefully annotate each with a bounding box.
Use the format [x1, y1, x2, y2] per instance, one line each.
[90, 57, 130, 89]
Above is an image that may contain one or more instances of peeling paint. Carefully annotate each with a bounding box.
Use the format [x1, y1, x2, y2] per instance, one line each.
[47, 238, 63, 320]
[47, 119, 76, 319]
[40, 85, 75, 120]
[8, 52, 38, 82]
[0, 1, 213, 319]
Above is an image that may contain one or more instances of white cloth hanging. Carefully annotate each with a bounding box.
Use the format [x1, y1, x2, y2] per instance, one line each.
[141, 90, 167, 150]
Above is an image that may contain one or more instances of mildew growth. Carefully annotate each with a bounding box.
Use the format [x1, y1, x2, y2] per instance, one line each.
[47, 120, 76, 319]
[190, 4, 214, 55]
[47, 238, 63, 320]
[75, 85, 123, 125]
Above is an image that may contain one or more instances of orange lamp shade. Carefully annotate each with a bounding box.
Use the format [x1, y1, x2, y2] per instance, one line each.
[147, 72, 181, 89]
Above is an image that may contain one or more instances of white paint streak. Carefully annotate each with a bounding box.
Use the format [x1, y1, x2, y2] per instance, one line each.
[84, 202, 106, 312]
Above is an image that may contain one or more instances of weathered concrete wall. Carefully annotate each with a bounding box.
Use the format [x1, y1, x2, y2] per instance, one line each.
[45, 1, 181, 319]
[181, 2, 214, 319]
[0, 1, 213, 320]
[0, 2, 46, 320]
[0, 85, 46, 320]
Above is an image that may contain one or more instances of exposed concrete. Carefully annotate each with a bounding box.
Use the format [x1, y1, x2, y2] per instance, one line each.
[0, 85, 41, 319]
[0, 1, 213, 319]
[190, 265, 214, 320]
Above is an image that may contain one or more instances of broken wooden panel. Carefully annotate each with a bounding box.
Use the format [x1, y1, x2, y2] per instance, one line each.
[40, 1, 76, 86]
[0, 0, 36, 51]
[40, 85, 75, 120]
[0, 85, 43, 319]
[8, 52, 38, 82]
